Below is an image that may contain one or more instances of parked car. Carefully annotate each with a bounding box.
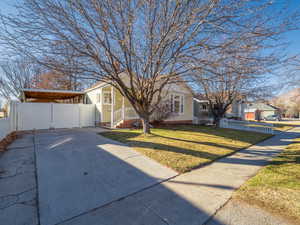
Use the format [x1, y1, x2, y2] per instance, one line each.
[264, 115, 281, 121]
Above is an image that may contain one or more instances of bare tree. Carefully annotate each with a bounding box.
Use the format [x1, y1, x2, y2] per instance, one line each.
[0, 59, 42, 100]
[0, 0, 245, 133]
[0, 0, 299, 132]
[150, 99, 173, 126]
[188, 2, 299, 126]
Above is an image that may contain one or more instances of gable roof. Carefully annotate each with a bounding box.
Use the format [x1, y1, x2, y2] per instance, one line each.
[84, 73, 194, 95]
[246, 102, 278, 111]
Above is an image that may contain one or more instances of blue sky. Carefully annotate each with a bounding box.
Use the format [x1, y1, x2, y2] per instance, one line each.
[0, 0, 299, 55]
[0, 0, 299, 102]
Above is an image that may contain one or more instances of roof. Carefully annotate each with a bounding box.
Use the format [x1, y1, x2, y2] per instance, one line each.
[84, 81, 105, 92]
[84, 72, 194, 95]
[193, 97, 209, 103]
[246, 102, 278, 111]
[21, 88, 85, 100]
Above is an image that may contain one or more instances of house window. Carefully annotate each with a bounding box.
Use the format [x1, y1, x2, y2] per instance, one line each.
[103, 92, 112, 105]
[96, 93, 101, 103]
[171, 94, 184, 114]
[202, 104, 207, 110]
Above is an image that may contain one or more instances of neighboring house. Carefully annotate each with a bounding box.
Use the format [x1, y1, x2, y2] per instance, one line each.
[226, 100, 246, 120]
[20, 73, 195, 128]
[244, 102, 280, 120]
[193, 97, 246, 123]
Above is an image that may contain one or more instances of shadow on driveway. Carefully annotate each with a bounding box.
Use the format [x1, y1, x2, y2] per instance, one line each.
[34, 128, 226, 225]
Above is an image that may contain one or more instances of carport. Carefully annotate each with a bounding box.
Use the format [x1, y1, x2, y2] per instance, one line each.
[20, 88, 85, 103]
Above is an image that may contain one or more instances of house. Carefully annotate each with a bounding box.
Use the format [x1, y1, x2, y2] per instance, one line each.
[244, 102, 280, 120]
[84, 76, 194, 128]
[20, 73, 195, 128]
[226, 100, 246, 120]
[193, 95, 246, 122]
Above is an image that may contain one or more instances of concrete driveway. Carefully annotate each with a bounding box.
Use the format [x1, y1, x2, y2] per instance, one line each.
[34, 128, 177, 225]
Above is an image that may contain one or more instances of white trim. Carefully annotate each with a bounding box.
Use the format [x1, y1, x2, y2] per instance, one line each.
[96, 93, 101, 103]
[193, 97, 209, 103]
[171, 93, 184, 115]
[84, 82, 109, 93]
[111, 88, 114, 127]
[122, 96, 125, 120]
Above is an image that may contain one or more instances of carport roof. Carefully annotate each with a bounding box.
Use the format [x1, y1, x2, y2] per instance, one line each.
[21, 88, 85, 100]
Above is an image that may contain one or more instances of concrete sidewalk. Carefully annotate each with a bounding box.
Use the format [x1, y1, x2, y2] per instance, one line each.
[61, 127, 300, 225]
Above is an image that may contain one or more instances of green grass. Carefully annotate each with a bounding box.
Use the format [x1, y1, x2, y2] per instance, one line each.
[235, 138, 300, 222]
[100, 125, 271, 173]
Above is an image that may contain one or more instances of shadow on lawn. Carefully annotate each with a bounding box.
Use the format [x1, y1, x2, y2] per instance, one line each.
[101, 130, 242, 159]
[154, 125, 272, 142]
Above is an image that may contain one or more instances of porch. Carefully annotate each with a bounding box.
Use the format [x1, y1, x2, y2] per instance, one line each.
[97, 86, 140, 128]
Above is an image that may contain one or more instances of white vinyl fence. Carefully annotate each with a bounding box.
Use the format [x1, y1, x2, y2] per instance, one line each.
[0, 101, 96, 142]
[0, 101, 18, 141]
[0, 118, 11, 141]
[16, 102, 96, 130]
[220, 119, 274, 134]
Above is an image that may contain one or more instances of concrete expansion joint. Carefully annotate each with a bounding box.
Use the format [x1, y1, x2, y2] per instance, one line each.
[54, 174, 179, 225]
[202, 196, 234, 225]
[33, 132, 41, 225]
[138, 200, 171, 225]
[123, 154, 142, 160]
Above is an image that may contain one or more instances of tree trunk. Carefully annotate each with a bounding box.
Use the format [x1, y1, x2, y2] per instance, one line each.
[141, 116, 151, 134]
[213, 115, 221, 127]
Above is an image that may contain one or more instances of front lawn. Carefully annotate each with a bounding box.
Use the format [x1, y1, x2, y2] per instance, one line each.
[100, 125, 271, 173]
[234, 138, 300, 222]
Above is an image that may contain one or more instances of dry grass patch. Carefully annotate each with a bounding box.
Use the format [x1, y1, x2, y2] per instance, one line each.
[100, 125, 271, 173]
[264, 121, 295, 131]
[235, 138, 300, 223]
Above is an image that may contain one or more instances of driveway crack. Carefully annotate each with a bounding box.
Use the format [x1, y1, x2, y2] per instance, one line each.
[33, 132, 41, 225]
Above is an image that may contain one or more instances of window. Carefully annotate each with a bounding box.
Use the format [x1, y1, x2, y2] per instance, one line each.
[96, 93, 101, 103]
[103, 92, 112, 105]
[171, 94, 184, 114]
[202, 104, 207, 110]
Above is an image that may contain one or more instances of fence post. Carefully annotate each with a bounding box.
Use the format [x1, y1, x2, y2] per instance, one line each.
[79, 104, 81, 128]
[50, 103, 54, 129]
